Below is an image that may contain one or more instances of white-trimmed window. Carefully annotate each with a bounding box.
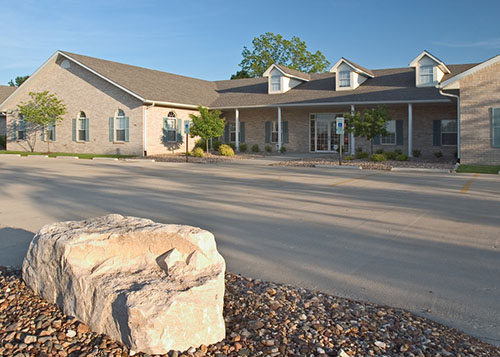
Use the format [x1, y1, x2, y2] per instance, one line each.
[165, 111, 177, 142]
[420, 65, 434, 84]
[271, 75, 281, 91]
[381, 120, 396, 145]
[78, 111, 88, 141]
[115, 109, 126, 142]
[17, 116, 26, 140]
[271, 121, 279, 143]
[229, 122, 240, 142]
[441, 119, 457, 146]
[45, 123, 55, 141]
[493, 108, 500, 148]
[339, 71, 351, 87]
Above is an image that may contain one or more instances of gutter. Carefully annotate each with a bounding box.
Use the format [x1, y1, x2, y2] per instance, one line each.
[143, 100, 199, 110]
[437, 87, 460, 162]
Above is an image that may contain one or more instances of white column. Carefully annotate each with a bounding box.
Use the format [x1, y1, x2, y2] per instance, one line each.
[235, 108, 239, 152]
[408, 103, 413, 157]
[277, 107, 282, 150]
[350, 104, 355, 155]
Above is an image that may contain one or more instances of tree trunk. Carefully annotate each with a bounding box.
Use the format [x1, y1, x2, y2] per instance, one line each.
[206, 138, 209, 154]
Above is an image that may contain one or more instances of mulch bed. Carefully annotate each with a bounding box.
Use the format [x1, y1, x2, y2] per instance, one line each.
[1, 266, 497, 356]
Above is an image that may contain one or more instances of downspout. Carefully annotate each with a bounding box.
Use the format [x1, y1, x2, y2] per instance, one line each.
[144, 102, 155, 156]
[438, 88, 460, 163]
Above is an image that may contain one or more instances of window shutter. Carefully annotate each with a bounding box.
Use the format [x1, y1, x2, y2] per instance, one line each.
[492, 108, 500, 148]
[162, 118, 168, 143]
[265, 121, 271, 143]
[396, 120, 403, 145]
[224, 122, 230, 143]
[433, 120, 441, 146]
[240, 122, 245, 143]
[373, 135, 380, 145]
[124, 117, 130, 142]
[109, 117, 114, 142]
[41, 126, 45, 141]
[85, 118, 90, 142]
[52, 125, 56, 141]
[176, 118, 182, 142]
[13, 120, 18, 140]
[72, 119, 76, 141]
[282, 121, 289, 144]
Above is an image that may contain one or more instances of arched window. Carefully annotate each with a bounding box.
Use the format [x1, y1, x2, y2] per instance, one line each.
[164, 111, 177, 142]
[115, 109, 126, 142]
[77, 111, 88, 141]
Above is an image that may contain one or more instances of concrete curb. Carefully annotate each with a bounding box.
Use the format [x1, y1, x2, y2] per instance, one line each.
[55, 156, 79, 159]
[92, 157, 119, 161]
[25, 155, 49, 158]
[124, 158, 156, 162]
[390, 167, 452, 173]
[0, 154, 21, 157]
[315, 165, 362, 170]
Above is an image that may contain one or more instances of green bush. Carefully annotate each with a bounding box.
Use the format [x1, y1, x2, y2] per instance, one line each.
[228, 143, 236, 151]
[195, 138, 207, 151]
[239, 143, 247, 152]
[355, 151, 369, 159]
[370, 154, 386, 162]
[434, 150, 443, 158]
[280, 145, 286, 153]
[412, 149, 421, 158]
[375, 148, 384, 154]
[344, 155, 354, 161]
[394, 149, 403, 155]
[219, 144, 235, 156]
[384, 151, 398, 160]
[396, 154, 408, 161]
[265, 145, 272, 153]
[212, 139, 222, 151]
[251, 144, 260, 152]
[192, 147, 204, 157]
[355, 147, 363, 153]
[0, 135, 6, 149]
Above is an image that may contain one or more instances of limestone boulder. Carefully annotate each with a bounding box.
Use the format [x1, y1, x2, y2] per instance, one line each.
[22, 214, 226, 354]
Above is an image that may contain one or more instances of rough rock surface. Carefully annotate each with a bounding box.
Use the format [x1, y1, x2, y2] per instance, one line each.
[22, 214, 226, 354]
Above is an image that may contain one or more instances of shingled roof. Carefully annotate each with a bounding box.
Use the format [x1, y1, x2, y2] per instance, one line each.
[0, 85, 16, 104]
[272, 64, 311, 81]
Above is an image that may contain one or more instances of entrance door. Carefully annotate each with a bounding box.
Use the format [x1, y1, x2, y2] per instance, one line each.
[316, 119, 329, 151]
[310, 113, 349, 153]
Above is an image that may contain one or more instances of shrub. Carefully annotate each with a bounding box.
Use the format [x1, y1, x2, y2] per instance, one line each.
[280, 145, 286, 153]
[192, 147, 204, 157]
[355, 151, 369, 159]
[434, 150, 443, 158]
[394, 148, 403, 155]
[375, 148, 384, 154]
[396, 154, 408, 161]
[384, 151, 398, 160]
[412, 149, 421, 158]
[219, 144, 234, 156]
[212, 139, 222, 151]
[239, 143, 247, 152]
[228, 143, 236, 151]
[344, 155, 354, 161]
[265, 145, 272, 153]
[195, 138, 207, 151]
[251, 144, 260, 152]
[370, 154, 386, 162]
[355, 147, 363, 153]
[0, 135, 6, 149]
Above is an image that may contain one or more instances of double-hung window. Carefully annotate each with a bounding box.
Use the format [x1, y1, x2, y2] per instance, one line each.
[493, 108, 500, 148]
[271, 121, 279, 143]
[339, 71, 350, 87]
[78, 112, 88, 141]
[381, 120, 396, 145]
[17, 117, 26, 140]
[271, 75, 281, 92]
[115, 110, 126, 142]
[229, 122, 240, 142]
[165, 120, 177, 142]
[420, 65, 434, 85]
[441, 119, 457, 146]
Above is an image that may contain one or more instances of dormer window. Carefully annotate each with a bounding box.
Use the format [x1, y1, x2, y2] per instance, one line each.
[271, 75, 281, 91]
[420, 65, 434, 84]
[339, 71, 351, 87]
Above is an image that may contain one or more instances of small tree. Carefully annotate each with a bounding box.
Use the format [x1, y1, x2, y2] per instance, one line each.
[17, 91, 67, 153]
[345, 106, 391, 154]
[189, 106, 225, 153]
[8, 75, 29, 87]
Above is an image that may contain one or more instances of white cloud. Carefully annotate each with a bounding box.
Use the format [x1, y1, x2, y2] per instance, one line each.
[433, 39, 500, 49]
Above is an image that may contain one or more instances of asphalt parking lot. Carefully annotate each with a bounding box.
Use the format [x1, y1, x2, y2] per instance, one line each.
[0, 155, 499, 345]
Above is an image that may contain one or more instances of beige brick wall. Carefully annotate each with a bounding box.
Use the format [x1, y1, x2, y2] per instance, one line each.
[2, 56, 144, 155]
[145, 106, 200, 155]
[459, 60, 500, 165]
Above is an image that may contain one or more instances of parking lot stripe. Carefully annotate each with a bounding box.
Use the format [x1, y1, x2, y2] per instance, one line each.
[461, 173, 480, 194]
[330, 172, 381, 187]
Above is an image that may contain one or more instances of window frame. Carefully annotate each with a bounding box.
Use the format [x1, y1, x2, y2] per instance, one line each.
[271, 121, 279, 143]
[270, 75, 281, 92]
[45, 123, 55, 141]
[493, 108, 500, 148]
[339, 71, 351, 88]
[229, 122, 241, 142]
[77, 112, 87, 142]
[441, 119, 457, 146]
[420, 65, 434, 85]
[114, 109, 126, 142]
[165, 118, 177, 142]
[17, 117, 26, 141]
[381, 120, 396, 145]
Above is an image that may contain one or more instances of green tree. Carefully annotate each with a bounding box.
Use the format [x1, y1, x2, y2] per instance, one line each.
[233, 32, 330, 78]
[230, 70, 251, 80]
[189, 106, 225, 153]
[345, 106, 392, 154]
[17, 91, 67, 153]
[8, 75, 30, 87]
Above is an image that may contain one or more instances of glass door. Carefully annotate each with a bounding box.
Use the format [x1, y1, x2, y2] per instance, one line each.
[316, 119, 329, 151]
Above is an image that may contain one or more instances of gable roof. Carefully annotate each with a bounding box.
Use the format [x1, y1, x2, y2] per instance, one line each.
[0, 86, 16, 105]
[410, 50, 451, 74]
[59, 51, 218, 107]
[330, 58, 375, 78]
[439, 54, 500, 88]
[263, 63, 310, 81]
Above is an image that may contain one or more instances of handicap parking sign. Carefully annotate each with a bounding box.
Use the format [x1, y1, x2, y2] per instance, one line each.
[184, 121, 190, 134]
[336, 117, 344, 135]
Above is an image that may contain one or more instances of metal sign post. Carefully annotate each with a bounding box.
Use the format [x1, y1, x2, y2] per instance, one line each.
[336, 117, 345, 166]
[184, 122, 190, 162]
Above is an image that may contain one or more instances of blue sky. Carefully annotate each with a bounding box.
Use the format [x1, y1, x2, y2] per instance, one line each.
[1, 0, 500, 85]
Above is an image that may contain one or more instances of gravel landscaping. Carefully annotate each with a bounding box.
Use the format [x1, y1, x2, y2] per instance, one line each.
[272, 157, 455, 171]
[1, 266, 498, 356]
[147, 153, 263, 164]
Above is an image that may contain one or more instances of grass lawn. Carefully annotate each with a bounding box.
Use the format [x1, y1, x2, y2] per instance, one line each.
[0, 150, 134, 160]
[457, 164, 500, 174]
